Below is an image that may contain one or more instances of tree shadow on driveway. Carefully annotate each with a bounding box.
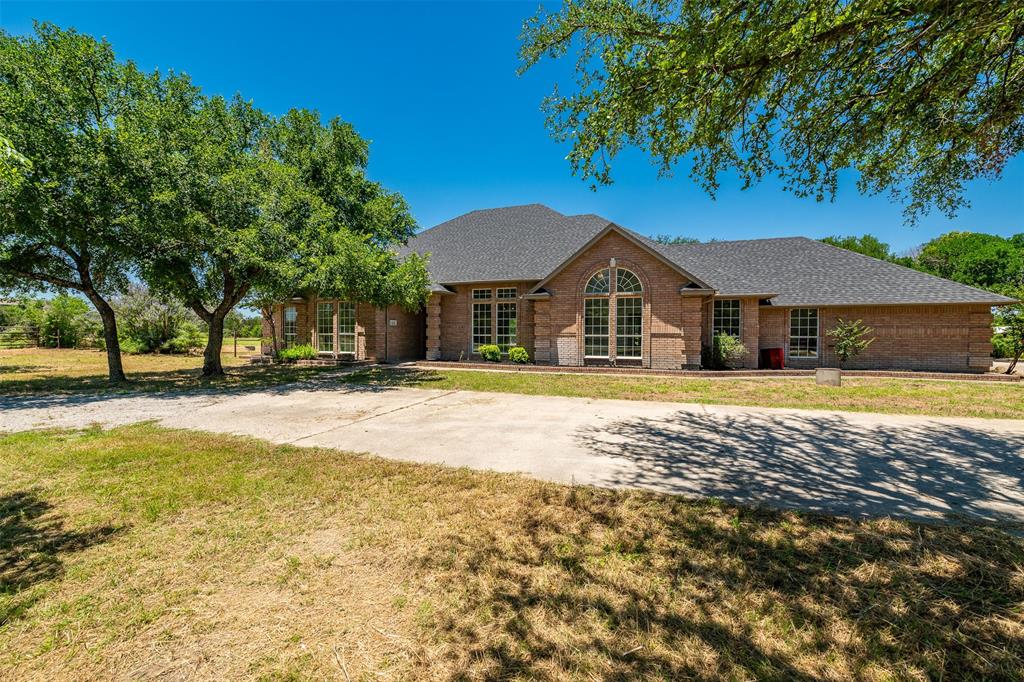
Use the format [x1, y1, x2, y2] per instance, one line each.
[575, 410, 1024, 524]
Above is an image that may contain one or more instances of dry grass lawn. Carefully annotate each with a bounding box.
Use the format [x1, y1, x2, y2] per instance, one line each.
[1, 425, 1022, 680]
[347, 367, 1024, 420]
[0, 348, 336, 395]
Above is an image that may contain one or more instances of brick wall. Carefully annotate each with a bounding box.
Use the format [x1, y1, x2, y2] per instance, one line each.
[757, 303, 992, 372]
[538, 230, 702, 369]
[435, 282, 538, 361]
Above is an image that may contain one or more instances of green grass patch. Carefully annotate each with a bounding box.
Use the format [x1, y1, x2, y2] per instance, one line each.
[346, 367, 1024, 419]
[1, 425, 1022, 679]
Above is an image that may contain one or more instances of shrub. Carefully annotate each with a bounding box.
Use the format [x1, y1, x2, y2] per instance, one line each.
[703, 332, 748, 369]
[478, 344, 501, 362]
[118, 337, 148, 355]
[113, 285, 197, 353]
[277, 344, 317, 361]
[163, 321, 204, 354]
[992, 333, 1013, 359]
[826, 318, 876, 367]
[40, 294, 98, 348]
[508, 346, 530, 364]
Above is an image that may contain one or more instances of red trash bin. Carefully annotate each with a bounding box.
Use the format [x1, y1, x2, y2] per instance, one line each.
[761, 347, 784, 370]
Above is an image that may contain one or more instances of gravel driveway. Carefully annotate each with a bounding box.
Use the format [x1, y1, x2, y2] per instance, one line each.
[3, 380, 1023, 523]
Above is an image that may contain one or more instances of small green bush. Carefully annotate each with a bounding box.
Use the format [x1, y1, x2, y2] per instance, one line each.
[703, 332, 749, 369]
[478, 344, 501, 362]
[508, 346, 530, 364]
[118, 337, 147, 355]
[163, 321, 204, 354]
[992, 333, 1013, 358]
[277, 344, 318, 361]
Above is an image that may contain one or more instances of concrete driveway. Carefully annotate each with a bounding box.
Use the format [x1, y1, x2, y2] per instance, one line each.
[3, 379, 1023, 523]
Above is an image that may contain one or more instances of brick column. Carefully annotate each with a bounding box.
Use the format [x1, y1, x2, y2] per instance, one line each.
[740, 297, 760, 368]
[425, 294, 442, 360]
[968, 306, 994, 370]
[533, 299, 551, 364]
[679, 296, 704, 368]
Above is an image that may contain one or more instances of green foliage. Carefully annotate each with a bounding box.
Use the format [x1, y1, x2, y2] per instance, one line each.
[477, 344, 501, 362]
[137, 87, 428, 377]
[519, 2, 1024, 223]
[508, 346, 530, 364]
[225, 311, 262, 339]
[114, 285, 197, 354]
[40, 294, 98, 348]
[992, 333, 1013, 359]
[820, 235, 898, 262]
[703, 332, 748, 370]
[827, 319, 876, 366]
[653, 234, 700, 245]
[996, 301, 1024, 373]
[0, 133, 30, 189]
[164, 321, 205, 355]
[915, 232, 1024, 296]
[277, 344, 318, 362]
[0, 23, 159, 380]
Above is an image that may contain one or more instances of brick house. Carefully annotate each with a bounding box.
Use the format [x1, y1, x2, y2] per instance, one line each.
[264, 204, 1013, 372]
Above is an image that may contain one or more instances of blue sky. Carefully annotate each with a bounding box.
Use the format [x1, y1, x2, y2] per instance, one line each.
[3, 0, 1022, 253]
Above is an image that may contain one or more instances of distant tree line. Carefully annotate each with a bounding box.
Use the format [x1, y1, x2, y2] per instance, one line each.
[0, 287, 264, 352]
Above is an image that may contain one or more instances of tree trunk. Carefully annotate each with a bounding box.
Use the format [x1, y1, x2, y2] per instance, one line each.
[261, 306, 279, 356]
[1006, 350, 1022, 375]
[85, 290, 127, 383]
[202, 310, 227, 377]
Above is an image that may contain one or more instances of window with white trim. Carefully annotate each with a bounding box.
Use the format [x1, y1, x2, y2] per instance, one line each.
[338, 302, 356, 353]
[616, 296, 642, 358]
[283, 306, 297, 347]
[713, 299, 741, 338]
[472, 302, 492, 350]
[585, 269, 610, 294]
[583, 267, 643, 359]
[496, 287, 517, 299]
[584, 298, 609, 357]
[616, 269, 642, 294]
[316, 302, 334, 352]
[496, 302, 517, 351]
[789, 308, 819, 358]
[472, 288, 491, 300]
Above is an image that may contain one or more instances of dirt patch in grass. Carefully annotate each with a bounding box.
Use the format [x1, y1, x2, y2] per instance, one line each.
[346, 367, 1024, 419]
[1, 425, 1022, 680]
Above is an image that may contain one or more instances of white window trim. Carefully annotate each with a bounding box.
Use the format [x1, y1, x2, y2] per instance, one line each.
[615, 295, 643, 359]
[337, 301, 356, 354]
[712, 298, 742, 338]
[583, 297, 610, 358]
[283, 306, 298, 347]
[787, 308, 820, 359]
[316, 301, 335, 353]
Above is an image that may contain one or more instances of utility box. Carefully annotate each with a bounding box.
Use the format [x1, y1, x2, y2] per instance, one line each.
[816, 368, 842, 386]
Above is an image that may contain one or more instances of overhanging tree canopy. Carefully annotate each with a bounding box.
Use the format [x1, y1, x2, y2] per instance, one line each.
[138, 93, 428, 376]
[520, 0, 1024, 222]
[0, 23, 154, 382]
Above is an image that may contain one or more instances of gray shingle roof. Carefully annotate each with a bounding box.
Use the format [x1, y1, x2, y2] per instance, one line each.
[400, 204, 611, 283]
[403, 205, 1014, 307]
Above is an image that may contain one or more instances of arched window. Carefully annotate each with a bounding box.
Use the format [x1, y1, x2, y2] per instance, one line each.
[583, 267, 643, 360]
[585, 269, 610, 294]
[616, 268, 642, 294]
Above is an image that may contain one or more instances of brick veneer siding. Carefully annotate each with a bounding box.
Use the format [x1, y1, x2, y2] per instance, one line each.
[434, 281, 538, 361]
[537, 230, 703, 369]
[757, 303, 993, 372]
[264, 298, 425, 362]
[701, 296, 761, 369]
